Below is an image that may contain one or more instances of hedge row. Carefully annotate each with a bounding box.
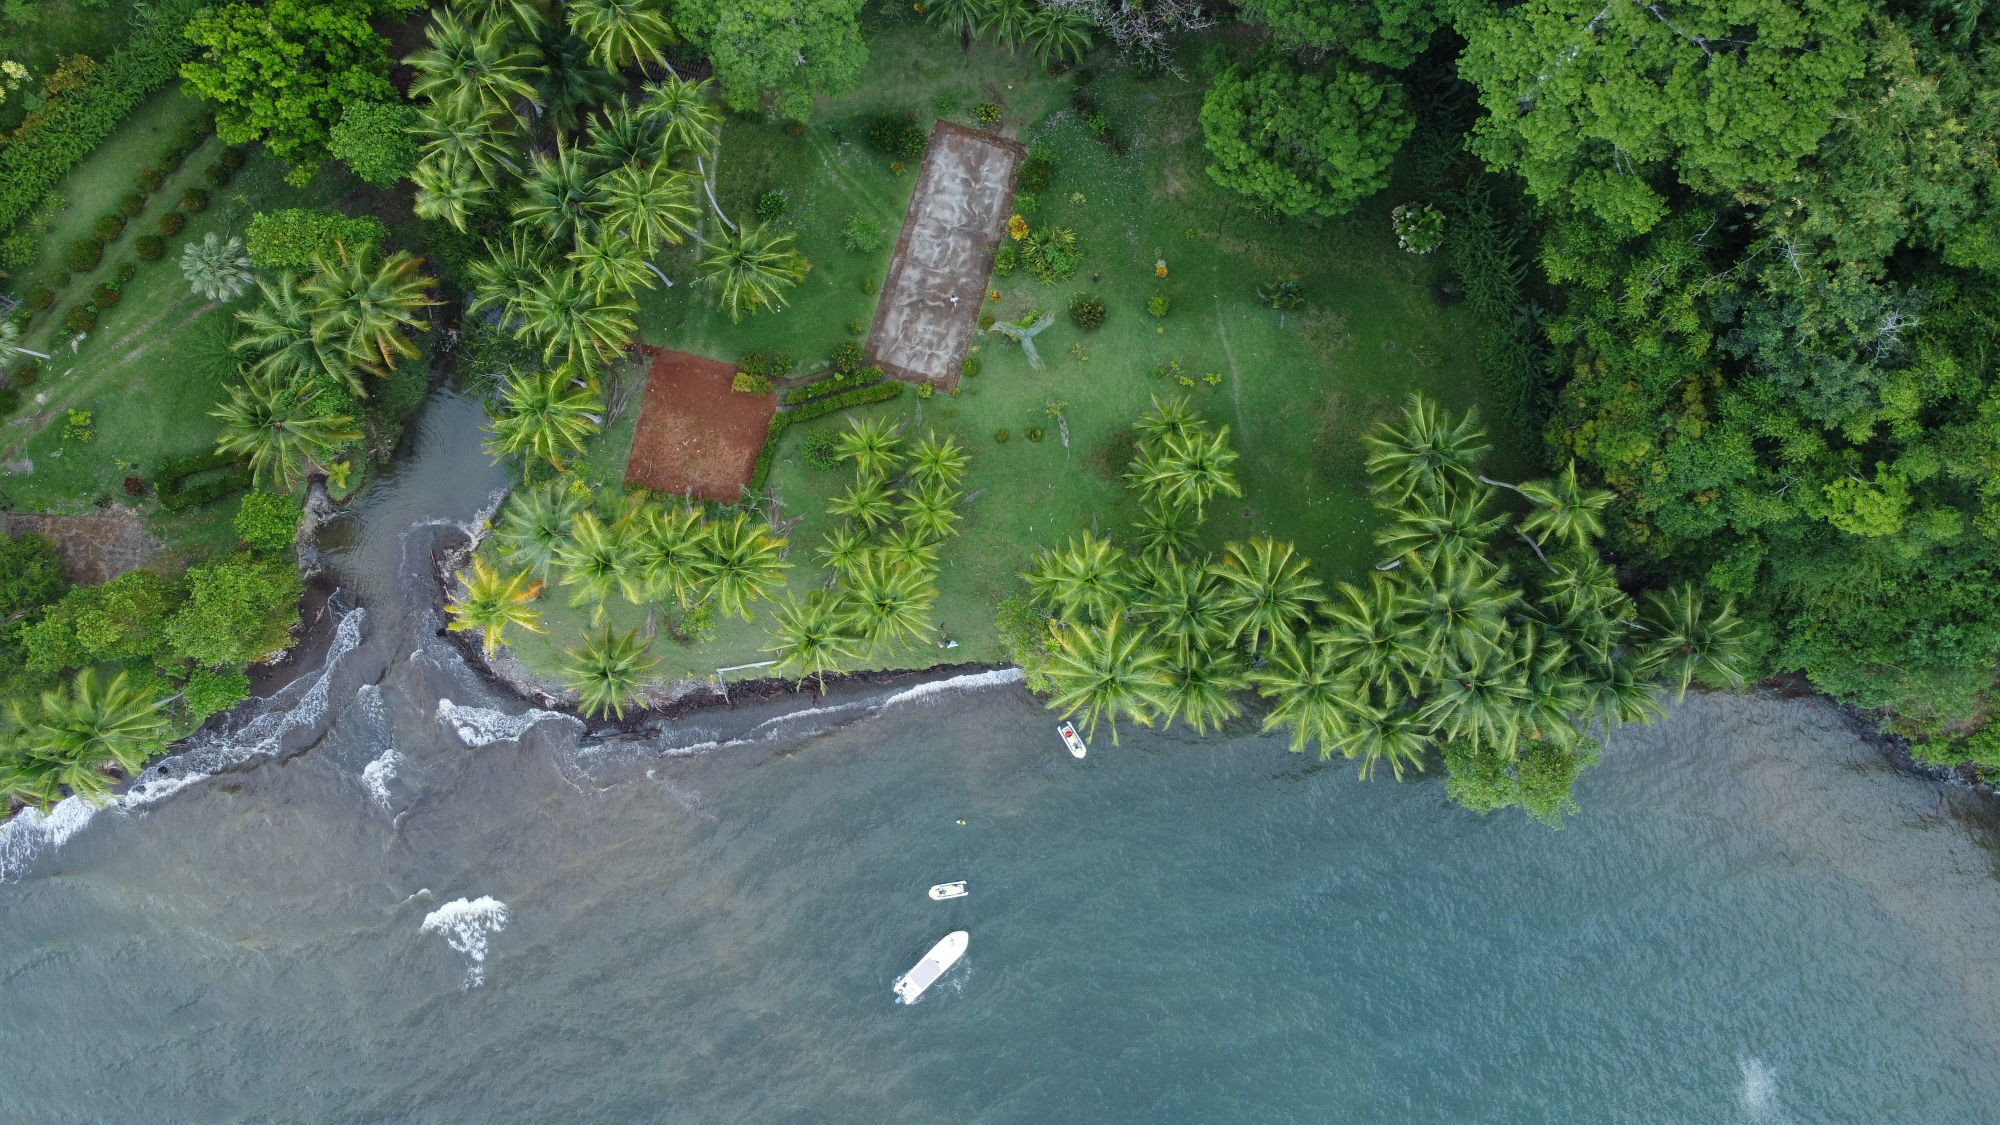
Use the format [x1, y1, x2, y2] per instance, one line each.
[0, 0, 207, 234]
[156, 447, 252, 512]
[748, 382, 905, 492]
[780, 365, 887, 406]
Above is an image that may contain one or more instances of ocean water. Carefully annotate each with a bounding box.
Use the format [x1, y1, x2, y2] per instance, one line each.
[1, 392, 1996, 1123]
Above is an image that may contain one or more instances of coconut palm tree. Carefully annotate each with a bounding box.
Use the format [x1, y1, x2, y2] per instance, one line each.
[454, 0, 552, 39]
[0, 717, 67, 811]
[900, 482, 962, 542]
[560, 626, 658, 719]
[1212, 537, 1323, 654]
[806, 524, 866, 582]
[595, 161, 698, 266]
[923, 0, 991, 45]
[631, 503, 710, 608]
[1418, 640, 1531, 756]
[14, 670, 170, 805]
[533, 28, 622, 138]
[555, 509, 636, 623]
[233, 274, 363, 395]
[1021, 5, 1095, 66]
[1329, 703, 1432, 780]
[1404, 556, 1515, 665]
[494, 480, 587, 578]
[1128, 553, 1231, 658]
[841, 551, 937, 648]
[180, 232, 254, 301]
[1372, 487, 1506, 572]
[700, 514, 790, 622]
[0, 319, 50, 362]
[483, 364, 604, 471]
[467, 231, 550, 324]
[827, 474, 899, 532]
[1130, 498, 1196, 560]
[765, 591, 866, 691]
[1254, 639, 1361, 755]
[413, 108, 521, 187]
[1126, 424, 1241, 519]
[698, 222, 810, 321]
[1315, 576, 1428, 700]
[976, 0, 1035, 49]
[1133, 393, 1203, 448]
[1363, 393, 1489, 501]
[568, 228, 654, 299]
[303, 244, 441, 380]
[1157, 645, 1247, 735]
[878, 524, 942, 571]
[514, 264, 637, 366]
[1023, 532, 1130, 624]
[1043, 614, 1170, 744]
[567, 0, 677, 72]
[446, 555, 547, 656]
[211, 370, 361, 490]
[411, 158, 488, 232]
[583, 102, 655, 168]
[406, 9, 543, 125]
[1636, 584, 1756, 702]
[1511, 460, 1616, 554]
[835, 416, 904, 477]
[512, 139, 602, 244]
[638, 74, 723, 163]
[906, 430, 968, 489]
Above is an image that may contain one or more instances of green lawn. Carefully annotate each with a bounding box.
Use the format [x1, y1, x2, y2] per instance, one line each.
[492, 15, 1525, 690]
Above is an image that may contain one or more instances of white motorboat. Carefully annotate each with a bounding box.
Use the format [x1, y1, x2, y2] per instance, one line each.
[893, 930, 968, 1004]
[927, 881, 968, 901]
[1057, 720, 1087, 759]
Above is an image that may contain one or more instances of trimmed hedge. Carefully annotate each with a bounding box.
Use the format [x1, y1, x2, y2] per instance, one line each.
[65, 238, 102, 272]
[93, 213, 125, 240]
[156, 448, 253, 512]
[181, 187, 210, 213]
[134, 234, 164, 260]
[0, 0, 206, 233]
[158, 211, 185, 236]
[781, 365, 886, 405]
[749, 381, 905, 492]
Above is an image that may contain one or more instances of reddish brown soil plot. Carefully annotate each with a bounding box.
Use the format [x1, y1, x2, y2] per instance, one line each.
[624, 348, 775, 503]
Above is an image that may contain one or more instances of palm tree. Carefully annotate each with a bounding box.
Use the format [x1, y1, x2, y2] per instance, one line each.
[1043, 614, 1171, 744]
[907, 430, 968, 489]
[0, 717, 67, 811]
[1133, 393, 1203, 448]
[1315, 576, 1428, 701]
[629, 503, 711, 608]
[303, 244, 440, 380]
[637, 74, 723, 162]
[765, 591, 866, 691]
[1130, 498, 1196, 561]
[1126, 424, 1241, 518]
[407, 9, 543, 124]
[413, 109, 521, 186]
[1403, 556, 1515, 665]
[1363, 392, 1489, 501]
[1372, 487, 1506, 572]
[1637, 584, 1757, 702]
[1022, 532, 1130, 624]
[0, 319, 51, 362]
[446, 555, 547, 656]
[568, 228, 655, 299]
[596, 161, 698, 270]
[15, 670, 170, 805]
[484, 364, 605, 471]
[700, 514, 790, 622]
[1128, 553, 1231, 658]
[467, 231, 550, 324]
[879, 524, 942, 571]
[1158, 645, 1247, 735]
[533, 28, 621, 138]
[512, 139, 602, 244]
[1511, 460, 1616, 553]
[233, 275, 363, 395]
[1212, 537, 1323, 654]
[493, 480, 587, 578]
[514, 264, 637, 366]
[901, 482, 962, 541]
[180, 232, 254, 301]
[454, 0, 552, 38]
[555, 508, 636, 623]
[976, 0, 1035, 50]
[698, 222, 810, 321]
[816, 522, 872, 580]
[567, 0, 678, 72]
[835, 416, 904, 477]
[1021, 6, 1095, 66]
[1417, 640, 1531, 756]
[827, 474, 899, 532]
[842, 551, 937, 648]
[1254, 640, 1362, 755]
[1329, 704, 1432, 781]
[586, 101, 657, 168]
[923, 0, 991, 45]
[560, 626, 658, 719]
[211, 370, 360, 490]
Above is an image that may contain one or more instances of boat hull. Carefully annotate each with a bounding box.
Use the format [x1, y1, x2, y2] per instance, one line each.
[893, 930, 968, 1004]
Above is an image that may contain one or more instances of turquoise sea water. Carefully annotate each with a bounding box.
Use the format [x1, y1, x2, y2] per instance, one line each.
[1, 393, 1996, 1123]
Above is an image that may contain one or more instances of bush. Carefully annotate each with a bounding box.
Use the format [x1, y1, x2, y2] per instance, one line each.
[92, 283, 122, 308]
[992, 244, 1018, 276]
[93, 213, 125, 240]
[1025, 226, 1082, 283]
[1018, 147, 1055, 192]
[842, 214, 885, 253]
[1027, 426, 1044, 442]
[995, 429, 1010, 443]
[181, 187, 210, 213]
[769, 352, 795, 379]
[974, 102, 1002, 127]
[756, 190, 787, 221]
[65, 305, 97, 333]
[1148, 295, 1171, 317]
[135, 234, 164, 260]
[26, 286, 55, 310]
[123, 475, 147, 497]
[62, 408, 93, 443]
[138, 168, 165, 192]
[829, 341, 865, 373]
[234, 490, 302, 552]
[328, 102, 416, 186]
[736, 351, 767, 377]
[120, 192, 147, 217]
[802, 428, 840, 469]
[962, 357, 981, 377]
[1068, 293, 1106, 329]
[979, 312, 996, 329]
[0, 388, 19, 416]
[218, 145, 247, 171]
[245, 208, 386, 271]
[748, 380, 905, 491]
[158, 211, 186, 236]
[201, 163, 229, 188]
[782, 364, 885, 405]
[14, 362, 40, 386]
[184, 666, 251, 721]
[116, 260, 137, 284]
[865, 113, 929, 160]
[66, 238, 103, 272]
[1013, 191, 1038, 216]
[732, 371, 774, 394]
[156, 448, 253, 512]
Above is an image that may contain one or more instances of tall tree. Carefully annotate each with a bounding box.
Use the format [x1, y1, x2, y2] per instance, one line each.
[700, 515, 791, 622]
[1199, 56, 1412, 218]
[1043, 614, 1171, 744]
[765, 591, 865, 691]
[302, 245, 441, 382]
[211, 371, 361, 491]
[483, 365, 605, 471]
[555, 509, 637, 623]
[1211, 537, 1323, 654]
[697, 222, 811, 321]
[674, 0, 867, 119]
[446, 556, 547, 656]
[560, 626, 658, 718]
[233, 274, 361, 396]
[567, 0, 679, 71]
[841, 551, 937, 648]
[10, 670, 169, 806]
[493, 482, 588, 579]
[405, 8, 543, 126]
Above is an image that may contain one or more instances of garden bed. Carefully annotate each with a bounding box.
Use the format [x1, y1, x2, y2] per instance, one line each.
[623, 347, 776, 502]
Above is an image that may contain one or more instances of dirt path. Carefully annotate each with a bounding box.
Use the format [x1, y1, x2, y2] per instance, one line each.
[1, 510, 160, 585]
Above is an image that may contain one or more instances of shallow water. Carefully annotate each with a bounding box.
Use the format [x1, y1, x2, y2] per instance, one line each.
[1, 391, 1995, 1124]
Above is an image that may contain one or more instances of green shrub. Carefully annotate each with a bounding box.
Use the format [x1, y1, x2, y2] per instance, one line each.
[62, 408, 94, 443]
[66, 238, 103, 272]
[1026, 426, 1044, 442]
[962, 357, 981, 377]
[328, 101, 417, 186]
[979, 312, 996, 329]
[0, 388, 19, 416]
[781, 365, 885, 405]
[201, 163, 229, 188]
[756, 190, 788, 220]
[974, 102, 1002, 127]
[748, 381, 905, 491]
[842, 214, 885, 253]
[65, 305, 97, 333]
[802, 428, 840, 469]
[1148, 295, 1170, 317]
[116, 260, 137, 284]
[732, 371, 774, 394]
[92, 283, 122, 308]
[992, 244, 1018, 276]
[119, 192, 146, 217]
[164, 552, 303, 667]
[1013, 190, 1038, 216]
[26, 286, 55, 310]
[138, 168, 165, 191]
[1018, 147, 1055, 192]
[1026, 227, 1082, 283]
[245, 209, 387, 272]
[158, 211, 186, 236]
[865, 113, 929, 160]
[830, 341, 865, 373]
[156, 447, 253, 512]
[93, 213, 125, 240]
[135, 234, 164, 260]
[233, 490, 302, 552]
[14, 362, 40, 386]
[218, 145, 247, 171]
[181, 187, 210, 213]
[184, 666, 251, 721]
[995, 429, 1010, 443]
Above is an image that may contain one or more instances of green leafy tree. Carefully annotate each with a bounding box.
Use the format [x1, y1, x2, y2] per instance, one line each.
[446, 556, 547, 656]
[329, 101, 421, 186]
[245, 209, 389, 273]
[211, 371, 361, 491]
[484, 365, 605, 471]
[1240, 0, 1440, 68]
[20, 571, 178, 676]
[560, 626, 658, 718]
[1199, 57, 1412, 218]
[234, 491, 303, 553]
[180, 0, 419, 174]
[675, 0, 867, 119]
[164, 553, 307, 668]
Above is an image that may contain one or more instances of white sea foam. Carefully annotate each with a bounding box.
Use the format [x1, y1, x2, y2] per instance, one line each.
[422, 896, 510, 988]
[1738, 1056, 1780, 1122]
[877, 667, 1023, 710]
[360, 750, 402, 809]
[435, 699, 579, 748]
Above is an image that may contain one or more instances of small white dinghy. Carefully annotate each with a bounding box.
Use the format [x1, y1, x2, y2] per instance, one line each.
[893, 930, 968, 1005]
[1057, 720, 1088, 759]
[927, 881, 968, 901]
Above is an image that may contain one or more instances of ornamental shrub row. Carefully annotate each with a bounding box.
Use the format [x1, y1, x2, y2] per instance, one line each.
[749, 382, 905, 492]
[156, 447, 253, 512]
[0, 0, 207, 234]
[781, 365, 886, 406]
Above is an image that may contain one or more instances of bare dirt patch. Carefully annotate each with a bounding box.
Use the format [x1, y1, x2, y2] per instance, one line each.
[1, 510, 159, 585]
[624, 348, 776, 503]
[867, 121, 1025, 391]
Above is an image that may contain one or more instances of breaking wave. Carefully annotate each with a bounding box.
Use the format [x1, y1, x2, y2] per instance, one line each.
[421, 896, 511, 988]
[435, 699, 581, 748]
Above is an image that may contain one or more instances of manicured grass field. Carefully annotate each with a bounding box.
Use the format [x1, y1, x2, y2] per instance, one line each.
[494, 14, 1525, 690]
